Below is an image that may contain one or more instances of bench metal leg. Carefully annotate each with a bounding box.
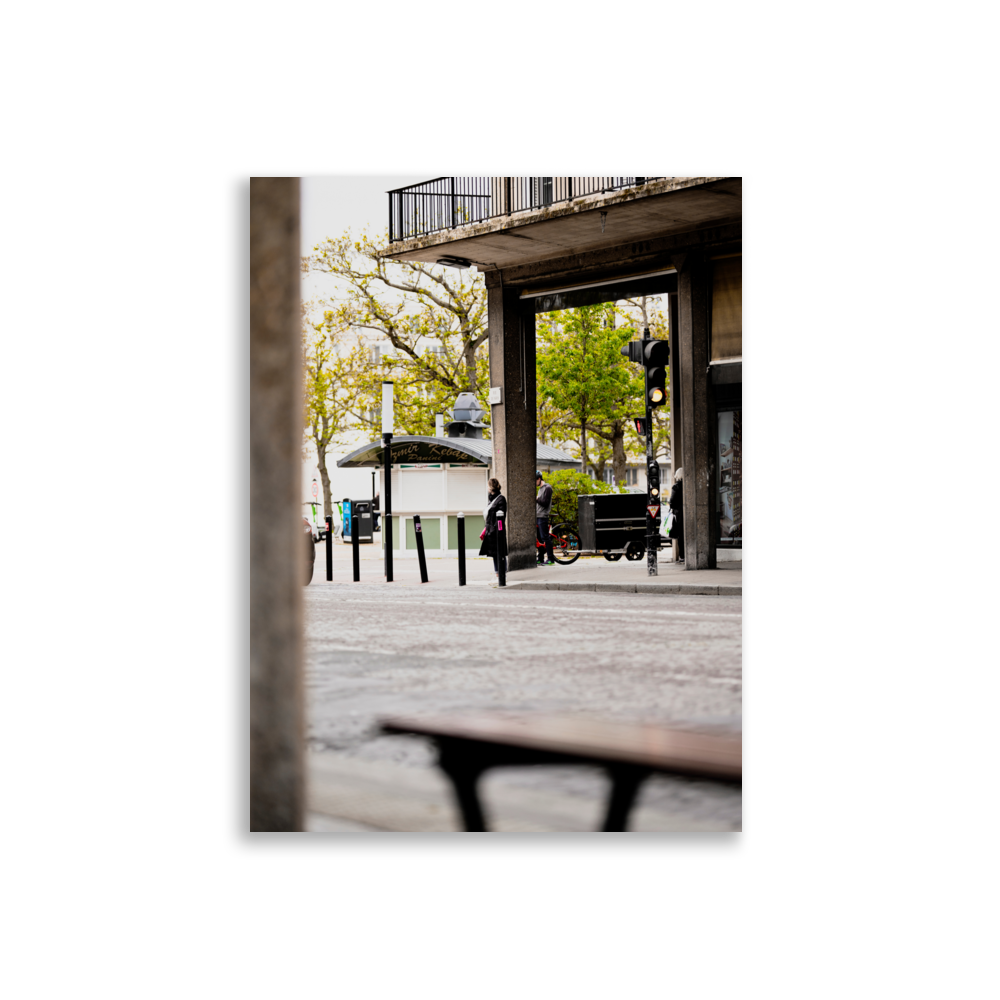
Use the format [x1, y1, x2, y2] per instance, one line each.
[602, 766, 649, 832]
[437, 741, 489, 832]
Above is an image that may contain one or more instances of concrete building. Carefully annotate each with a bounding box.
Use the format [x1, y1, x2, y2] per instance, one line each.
[381, 177, 742, 570]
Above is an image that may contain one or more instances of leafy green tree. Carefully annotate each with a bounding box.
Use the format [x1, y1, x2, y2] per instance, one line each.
[536, 303, 645, 484]
[303, 228, 490, 422]
[302, 307, 356, 522]
[619, 295, 672, 466]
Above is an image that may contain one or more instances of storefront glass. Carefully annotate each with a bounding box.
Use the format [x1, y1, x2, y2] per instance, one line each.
[717, 409, 742, 544]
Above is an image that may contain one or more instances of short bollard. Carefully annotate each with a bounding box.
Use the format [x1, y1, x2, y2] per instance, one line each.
[457, 512, 466, 587]
[351, 513, 360, 582]
[497, 516, 506, 587]
[325, 515, 333, 581]
[414, 514, 429, 584]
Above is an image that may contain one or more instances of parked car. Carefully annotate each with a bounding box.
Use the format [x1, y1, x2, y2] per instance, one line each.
[303, 517, 315, 584]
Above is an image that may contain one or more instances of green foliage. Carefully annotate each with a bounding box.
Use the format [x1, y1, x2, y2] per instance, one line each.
[545, 469, 626, 528]
[536, 304, 642, 429]
[304, 228, 491, 429]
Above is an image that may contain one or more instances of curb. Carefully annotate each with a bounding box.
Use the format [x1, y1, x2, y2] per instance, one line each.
[500, 582, 741, 596]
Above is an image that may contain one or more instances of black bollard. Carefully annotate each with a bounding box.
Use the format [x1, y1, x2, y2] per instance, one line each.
[497, 516, 506, 587]
[414, 514, 429, 584]
[325, 515, 333, 581]
[457, 512, 466, 587]
[352, 513, 360, 582]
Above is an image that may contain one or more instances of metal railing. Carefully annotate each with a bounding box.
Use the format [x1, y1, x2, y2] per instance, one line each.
[388, 177, 661, 243]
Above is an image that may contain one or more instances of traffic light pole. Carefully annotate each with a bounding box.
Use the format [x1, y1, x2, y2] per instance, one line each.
[643, 330, 658, 577]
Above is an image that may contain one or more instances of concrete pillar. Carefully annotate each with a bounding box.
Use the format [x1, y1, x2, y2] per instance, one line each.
[675, 254, 716, 570]
[249, 177, 305, 831]
[667, 291, 683, 564]
[486, 276, 537, 570]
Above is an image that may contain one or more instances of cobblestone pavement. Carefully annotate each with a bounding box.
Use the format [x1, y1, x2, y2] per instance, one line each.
[304, 582, 742, 831]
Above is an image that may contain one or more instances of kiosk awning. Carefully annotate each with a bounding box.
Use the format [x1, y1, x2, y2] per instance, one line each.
[336, 436, 579, 470]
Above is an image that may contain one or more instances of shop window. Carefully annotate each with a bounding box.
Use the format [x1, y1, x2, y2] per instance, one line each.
[717, 410, 741, 545]
[711, 256, 742, 362]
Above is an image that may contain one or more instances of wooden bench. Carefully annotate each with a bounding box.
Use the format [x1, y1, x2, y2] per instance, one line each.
[379, 713, 741, 832]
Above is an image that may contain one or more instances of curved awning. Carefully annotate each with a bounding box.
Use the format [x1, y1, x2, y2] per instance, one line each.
[336, 436, 579, 470]
[336, 436, 491, 468]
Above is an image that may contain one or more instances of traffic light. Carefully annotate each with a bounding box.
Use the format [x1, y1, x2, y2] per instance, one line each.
[643, 339, 669, 407]
[647, 460, 661, 499]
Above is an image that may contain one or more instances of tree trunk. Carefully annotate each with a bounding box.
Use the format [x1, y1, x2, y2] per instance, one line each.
[611, 421, 628, 487]
[580, 422, 589, 478]
[316, 439, 333, 522]
[464, 339, 478, 393]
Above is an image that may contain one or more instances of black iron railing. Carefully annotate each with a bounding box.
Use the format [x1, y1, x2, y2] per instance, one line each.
[388, 177, 661, 243]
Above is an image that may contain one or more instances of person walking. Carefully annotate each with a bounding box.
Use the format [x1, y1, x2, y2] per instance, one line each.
[535, 471, 555, 565]
[668, 467, 684, 563]
[479, 477, 508, 577]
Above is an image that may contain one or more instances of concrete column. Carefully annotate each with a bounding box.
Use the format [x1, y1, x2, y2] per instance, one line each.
[249, 177, 305, 831]
[675, 254, 716, 570]
[486, 275, 537, 570]
[667, 291, 683, 564]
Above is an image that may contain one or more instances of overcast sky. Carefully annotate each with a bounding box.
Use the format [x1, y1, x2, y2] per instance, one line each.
[301, 175, 428, 313]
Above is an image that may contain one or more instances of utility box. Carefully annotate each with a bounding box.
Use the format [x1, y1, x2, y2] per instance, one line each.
[577, 492, 650, 553]
[342, 498, 374, 544]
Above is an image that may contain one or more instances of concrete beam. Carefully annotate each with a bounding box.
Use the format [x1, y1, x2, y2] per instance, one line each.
[249, 177, 305, 831]
[497, 225, 742, 290]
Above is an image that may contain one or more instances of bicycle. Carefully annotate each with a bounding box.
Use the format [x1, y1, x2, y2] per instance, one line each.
[537, 522, 582, 565]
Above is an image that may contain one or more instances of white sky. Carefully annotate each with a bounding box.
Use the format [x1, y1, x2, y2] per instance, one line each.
[301, 175, 428, 317]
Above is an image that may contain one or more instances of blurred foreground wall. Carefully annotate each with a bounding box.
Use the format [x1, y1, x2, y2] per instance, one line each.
[249, 177, 304, 831]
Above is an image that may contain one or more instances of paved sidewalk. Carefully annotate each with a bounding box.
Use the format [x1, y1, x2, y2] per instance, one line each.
[310, 536, 741, 595]
[505, 555, 741, 595]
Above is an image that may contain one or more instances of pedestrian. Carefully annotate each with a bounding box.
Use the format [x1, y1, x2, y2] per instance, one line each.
[535, 470, 555, 565]
[479, 477, 508, 577]
[668, 467, 684, 563]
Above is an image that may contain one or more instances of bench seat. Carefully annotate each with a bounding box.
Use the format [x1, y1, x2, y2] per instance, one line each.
[379, 712, 741, 832]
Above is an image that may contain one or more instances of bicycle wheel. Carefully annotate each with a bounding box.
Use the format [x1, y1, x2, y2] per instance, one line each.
[550, 523, 582, 565]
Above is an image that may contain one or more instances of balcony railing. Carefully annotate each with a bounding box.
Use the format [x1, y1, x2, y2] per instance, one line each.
[388, 177, 661, 243]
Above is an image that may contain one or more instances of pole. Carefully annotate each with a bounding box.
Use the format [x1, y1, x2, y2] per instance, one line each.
[457, 512, 466, 586]
[414, 514, 429, 583]
[325, 515, 333, 581]
[352, 513, 360, 582]
[497, 515, 507, 587]
[644, 327, 658, 577]
[383, 434, 393, 582]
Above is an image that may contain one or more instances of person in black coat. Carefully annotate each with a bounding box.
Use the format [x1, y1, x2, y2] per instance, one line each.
[479, 477, 508, 576]
[668, 467, 684, 563]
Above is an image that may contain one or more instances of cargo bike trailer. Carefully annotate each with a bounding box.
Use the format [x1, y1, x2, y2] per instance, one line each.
[539, 493, 666, 566]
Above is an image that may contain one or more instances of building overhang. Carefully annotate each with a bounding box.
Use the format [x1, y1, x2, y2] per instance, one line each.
[379, 177, 741, 272]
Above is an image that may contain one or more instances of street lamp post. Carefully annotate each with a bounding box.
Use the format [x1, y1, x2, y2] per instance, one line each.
[382, 380, 394, 582]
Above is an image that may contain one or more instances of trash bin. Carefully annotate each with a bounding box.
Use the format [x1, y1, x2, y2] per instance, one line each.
[342, 499, 375, 544]
[577, 492, 649, 553]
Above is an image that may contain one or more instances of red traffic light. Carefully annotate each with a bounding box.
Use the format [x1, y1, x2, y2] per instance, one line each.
[634, 417, 646, 435]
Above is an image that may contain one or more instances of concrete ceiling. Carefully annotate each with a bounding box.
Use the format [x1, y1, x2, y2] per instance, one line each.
[380, 177, 742, 271]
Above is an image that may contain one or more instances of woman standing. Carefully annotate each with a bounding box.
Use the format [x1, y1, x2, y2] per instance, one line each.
[668, 467, 684, 564]
[479, 477, 508, 576]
